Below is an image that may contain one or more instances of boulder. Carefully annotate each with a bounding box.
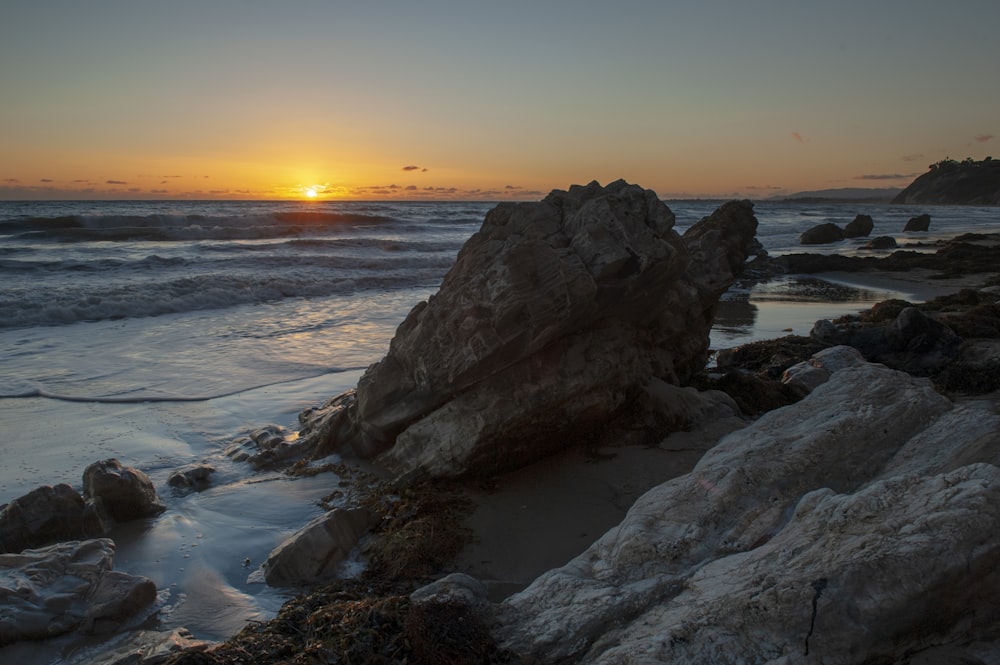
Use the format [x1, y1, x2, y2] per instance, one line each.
[904, 213, 931, 231]
[0, 483, 103, 553]
[82, 459, 166, 528]
[262, 507, 377, 587]
[494, 361, 1000, 663]
[842, 213, 874, 238]
[799, 222, 844, 245]
[781, 344, 866, 397]
[0, 539, 157, 645]
[297, 180, 758, 481]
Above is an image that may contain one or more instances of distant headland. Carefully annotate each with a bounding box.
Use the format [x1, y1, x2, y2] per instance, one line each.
[892, 157, 1000, 205]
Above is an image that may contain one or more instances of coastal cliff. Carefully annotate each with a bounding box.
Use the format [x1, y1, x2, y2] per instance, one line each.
[892, 158, 1000, 205]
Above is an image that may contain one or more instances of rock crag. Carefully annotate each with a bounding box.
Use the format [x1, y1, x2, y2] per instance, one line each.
[892, 158, 1000, 205]
[295, 180, 758, 481]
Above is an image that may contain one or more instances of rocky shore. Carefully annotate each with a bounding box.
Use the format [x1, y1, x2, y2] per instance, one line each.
[4, 181, 1000, 664]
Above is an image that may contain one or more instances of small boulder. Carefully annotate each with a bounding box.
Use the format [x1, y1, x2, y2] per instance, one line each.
[904, 213, 931, 231]
[262, 507, 377, 587]
[864, 235, 898, 250]
[0, 484, 103, 553]
[83, 459, 166, 527]
[843, 214, 874, 238]
[782, 345, 866, 396]
[167, 464, 216, 492]
[800, 222, 844, 245]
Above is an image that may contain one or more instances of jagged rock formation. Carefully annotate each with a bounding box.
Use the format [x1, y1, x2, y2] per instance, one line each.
[295, 180, 758, 481]
[494, 356, 1000, 663]
[892, 158, 1000, 205]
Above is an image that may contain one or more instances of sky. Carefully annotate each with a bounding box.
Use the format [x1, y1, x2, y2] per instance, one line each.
[1, 1, 997, 201]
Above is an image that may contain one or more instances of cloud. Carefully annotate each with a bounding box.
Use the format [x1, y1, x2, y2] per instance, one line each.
[73, 179, 91, 183]
[853, 173, 915, 181]
[40, 178, 54, 183]
[401, 165, 423, 172]
[150, 189, 169, 194]
[744, 185, 784, 191]
[900, 153, 924, 162]
[975, 134, 994, 143]
[4, 178, 20, 183]
[106, 180, 128, 185]
[505, 185, 523, 190]
[791, 132, 805, 143]
[405, 185, 417, 191]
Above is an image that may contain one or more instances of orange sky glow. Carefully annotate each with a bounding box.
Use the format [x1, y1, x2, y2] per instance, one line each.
[2, 2, 997, 202]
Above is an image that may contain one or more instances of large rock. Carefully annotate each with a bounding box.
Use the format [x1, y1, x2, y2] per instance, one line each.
[0, 484, 103, 553]
[83, 459, 166, 528]
[842, 213, 874, 238]
[0, 539, 157, 645]
[904, 213, 931, 231]
[494, 360, 1000, 663]
[299, 180, 758, 480]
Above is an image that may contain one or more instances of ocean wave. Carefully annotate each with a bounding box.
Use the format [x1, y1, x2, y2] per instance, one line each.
[0, 210, 402, 243]
[0, 269, 448, 330]
[0, 366, 369, 402]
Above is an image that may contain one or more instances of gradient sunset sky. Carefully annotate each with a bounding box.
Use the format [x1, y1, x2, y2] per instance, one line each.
[2, 1, 997, 201]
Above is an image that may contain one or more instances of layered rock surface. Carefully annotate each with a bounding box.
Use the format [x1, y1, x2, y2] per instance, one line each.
[0, 539, 157, 646]
[494, 357, 1000, 663]
[297, 180, 758, 480]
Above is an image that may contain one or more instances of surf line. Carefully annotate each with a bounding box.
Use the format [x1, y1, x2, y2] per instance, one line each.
[3, 366, 368, 404]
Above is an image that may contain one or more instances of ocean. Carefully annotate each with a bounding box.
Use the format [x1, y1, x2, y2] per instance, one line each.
[1, 196, 996, 661]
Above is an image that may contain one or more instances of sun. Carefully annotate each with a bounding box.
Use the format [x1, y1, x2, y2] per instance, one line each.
[304, 187, 318, 199]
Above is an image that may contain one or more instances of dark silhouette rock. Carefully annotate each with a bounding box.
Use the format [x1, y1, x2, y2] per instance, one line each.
[904, 213, 931, 232]
[863, 235, 898, 250]
[0, 484, 103, 553]
[800, 222, 844, 245]
[82, 459, 166, 528]
[294, 180, 759, 481]
[843, 214, 874, 238]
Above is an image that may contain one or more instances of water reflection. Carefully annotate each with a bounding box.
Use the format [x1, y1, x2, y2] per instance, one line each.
[710, 276, 902, 351]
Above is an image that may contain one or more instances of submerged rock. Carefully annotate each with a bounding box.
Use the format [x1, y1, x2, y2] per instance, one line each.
[0, 539, 157, 645]
[262, 507, 377, 587]
[494, 360, 1000, 663]
[298, 180, 758, 480]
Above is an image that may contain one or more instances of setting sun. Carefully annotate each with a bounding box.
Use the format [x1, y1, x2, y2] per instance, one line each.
[304, 187, 318, 199]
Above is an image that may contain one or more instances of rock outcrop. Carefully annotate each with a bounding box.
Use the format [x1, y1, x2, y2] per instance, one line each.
[0, 539, 157, 645]
[892, 158, 1000, 205]
[494, 358, 1000, 663]
[296, 180, 758, 481]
